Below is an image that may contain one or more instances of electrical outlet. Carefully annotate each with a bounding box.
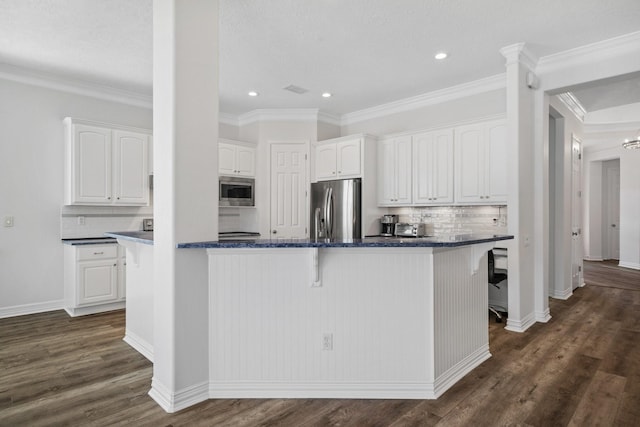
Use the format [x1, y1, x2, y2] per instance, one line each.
[77, 216, 85, 225]
[4, 216, 14, 227]
[322, 333, 333, 351]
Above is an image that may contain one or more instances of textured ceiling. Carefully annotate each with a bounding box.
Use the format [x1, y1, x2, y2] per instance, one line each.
[1, 0, 640, 116]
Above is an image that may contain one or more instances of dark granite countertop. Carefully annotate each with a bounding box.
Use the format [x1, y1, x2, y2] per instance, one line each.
[177, 234, 513, 249]
[104, 231, 154, 245]
[62, 237, 118, 245]
[103, 232, 513, 249]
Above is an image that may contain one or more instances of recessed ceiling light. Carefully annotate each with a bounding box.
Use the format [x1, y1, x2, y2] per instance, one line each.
[322, 92, 332, 98]
[248, 91, 259, 97]
[434, 52, 448, 60]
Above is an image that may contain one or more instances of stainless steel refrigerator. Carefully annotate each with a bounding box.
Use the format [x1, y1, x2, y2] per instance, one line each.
[310, 178, 361, 240]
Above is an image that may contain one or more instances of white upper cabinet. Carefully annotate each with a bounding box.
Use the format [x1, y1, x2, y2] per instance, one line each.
[378, 136, 412, 206]
[113, 130, 149, 205]
[64, 118, 150, 206]
[412, 129, 454, 205]
[454, 119, 507, 204]
[314, 137, 362, 181]
[218, 139, 256, 177]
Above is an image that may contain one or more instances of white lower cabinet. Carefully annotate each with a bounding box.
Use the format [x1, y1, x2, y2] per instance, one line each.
[64, 243, 126, 316]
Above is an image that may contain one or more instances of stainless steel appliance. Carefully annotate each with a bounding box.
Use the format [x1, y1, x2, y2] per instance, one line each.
[380, 214, 398, 236]
[394, 222, 429, 238]
[219, 177, 255, 207]
[142, 218, 154, 231]
[310, 178, 361, 240]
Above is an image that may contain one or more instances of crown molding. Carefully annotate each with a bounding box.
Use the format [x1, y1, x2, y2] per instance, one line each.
[218, 112, 240, 126]
[500, 43, 539, 70]
[556, 93, 586, 122]
[340, 74, 506, 127]
[0, 62, 152, 109]
[537, 31, 640, 75]
[231, 108, 341, 127]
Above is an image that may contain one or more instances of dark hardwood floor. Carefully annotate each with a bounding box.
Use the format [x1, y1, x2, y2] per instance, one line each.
[1, 260, 639, 426]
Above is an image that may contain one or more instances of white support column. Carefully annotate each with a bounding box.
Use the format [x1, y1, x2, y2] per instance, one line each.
[151, 0, 219, 413]
[500, 43, 543, 332]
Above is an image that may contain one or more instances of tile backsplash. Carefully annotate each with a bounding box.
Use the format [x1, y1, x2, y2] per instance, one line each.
[218, 207, 259, 233]
[60, 205, 153, 239]
[388, 205, 508, 235]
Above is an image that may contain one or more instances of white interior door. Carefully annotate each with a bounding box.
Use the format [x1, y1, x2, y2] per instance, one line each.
[571, 136, 583, 289]
[604, 160, 620, 260]
[270, 143, 308, 238]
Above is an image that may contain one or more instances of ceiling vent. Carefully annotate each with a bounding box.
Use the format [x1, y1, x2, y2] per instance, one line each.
[283, 84, 309, 95]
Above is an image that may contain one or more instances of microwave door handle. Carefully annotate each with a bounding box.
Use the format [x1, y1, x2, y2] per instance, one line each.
[325, 187, 334, 240]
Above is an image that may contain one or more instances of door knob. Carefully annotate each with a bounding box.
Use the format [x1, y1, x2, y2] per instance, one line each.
[611, 224, 616, 228]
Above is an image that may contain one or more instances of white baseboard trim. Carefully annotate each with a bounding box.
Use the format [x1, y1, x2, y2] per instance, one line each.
[619, 261, 640, 270]
[535, 308, 552, 323]
[433, 345, 491, 398]
[549, 287, 573, 300]
[0, 299, 64, 319]
[64, 301, 125, 317]
[123, 330, 154, 362]
[583, 256, 603, 261]
[149, 378, 209, 413]
[209, 381, 437, 399]
[207, 346, 490, 400]
[505, 311, 537, 333]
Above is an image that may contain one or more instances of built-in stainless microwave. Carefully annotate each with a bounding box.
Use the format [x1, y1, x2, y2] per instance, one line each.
[219, 177, 255, 206]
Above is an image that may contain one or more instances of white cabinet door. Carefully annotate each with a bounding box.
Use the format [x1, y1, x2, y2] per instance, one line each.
[395, 137, 413, 204]
[65, 119, 150, 206]
[218, 142, 236, 175]
[219, 141, 256, 177]
[315, 143, 338, 180]
[454, 120, 507, 204]
[73, 124, 112, 204]
[314, 138, 364, 181]
[113, 130, 149, 205]
[77, 260, 118, 306]
[378, 136, 411, 206]
[336, 139, 362, 178]
[236, 145, 256, 177]
[378, 139, 397, 205]
[485, 121, 507, 203]
[413, 129, 454, 204]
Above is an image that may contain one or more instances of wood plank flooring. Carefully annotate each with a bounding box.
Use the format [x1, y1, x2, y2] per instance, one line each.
[1, 260, 639, 426]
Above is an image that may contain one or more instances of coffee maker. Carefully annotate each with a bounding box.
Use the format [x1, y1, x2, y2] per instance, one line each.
[380, 214, 398, 236]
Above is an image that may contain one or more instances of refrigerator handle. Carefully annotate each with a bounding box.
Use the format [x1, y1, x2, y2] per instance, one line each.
[325, 187, 334, 239]
[314, 207, 322, 239]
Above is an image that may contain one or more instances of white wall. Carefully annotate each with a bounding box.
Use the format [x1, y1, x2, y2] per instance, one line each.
[240, 120, 318, 237]
[0, 78, 152, 317]
[548, 96, 584, 299]
[583, 138, 640, 269]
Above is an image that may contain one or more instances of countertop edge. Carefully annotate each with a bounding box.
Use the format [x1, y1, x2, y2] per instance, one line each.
[177, 235, 514, 249]
[105, 232, 154, 245]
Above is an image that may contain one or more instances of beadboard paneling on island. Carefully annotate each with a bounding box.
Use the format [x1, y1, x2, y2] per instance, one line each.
[206, 245, 492, 399]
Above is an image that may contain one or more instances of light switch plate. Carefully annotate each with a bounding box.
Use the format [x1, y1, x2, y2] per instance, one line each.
[4, 216, 14, 227]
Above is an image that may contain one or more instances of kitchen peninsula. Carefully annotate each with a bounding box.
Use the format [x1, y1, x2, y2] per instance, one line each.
[108, 231, 512, 402]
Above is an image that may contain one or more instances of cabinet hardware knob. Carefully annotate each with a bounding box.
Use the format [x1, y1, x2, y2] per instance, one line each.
[107, 197, 111, 200]
[113, 263, 117, 267]
[272, 230, 277, 234]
